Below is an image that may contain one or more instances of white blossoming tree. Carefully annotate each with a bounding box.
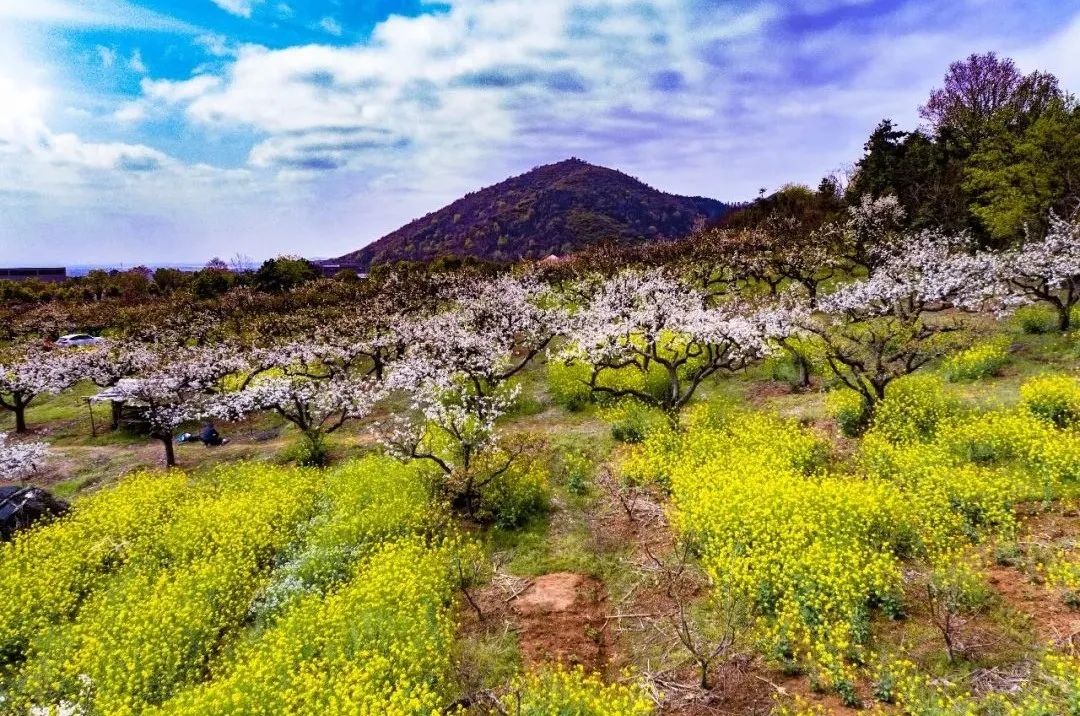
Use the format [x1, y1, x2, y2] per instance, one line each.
[562, 269, 779, 416]
[0, 433, 48, 482]
[69, 342, 157, 430]
[112, 346, 248, 467]
[379, 274, 561, 518]
[841, 194, 908, 270]
[210, 372, 380, 466]
[989, 214, 1080, 331]
[409, 273, 566, 390]
[805, 231, 993, 408]
[0, 348, 83, 434]
[383, 375, 522, 518]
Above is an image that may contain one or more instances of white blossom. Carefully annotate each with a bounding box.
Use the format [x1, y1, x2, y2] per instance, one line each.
[0, 347, 86, 432]
[209, 373, 380, 438]
[806, 229, 993, 404]
[817, 231, 993, 319]
[392, 273, 566, 391]
[68, 342, 157, 388]
[561, 268, 777, 411]
[985, 213, 1080, 330]
[0, 433, 48, 481]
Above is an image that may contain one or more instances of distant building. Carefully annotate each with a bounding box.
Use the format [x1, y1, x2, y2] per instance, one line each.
[0, 267, 67, 283]
[538, 254, 566, 267]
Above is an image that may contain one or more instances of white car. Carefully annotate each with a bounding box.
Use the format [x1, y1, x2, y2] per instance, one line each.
[55, 333, 105, 348]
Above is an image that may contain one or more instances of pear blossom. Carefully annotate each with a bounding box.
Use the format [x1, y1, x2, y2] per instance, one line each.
[987, 214, 1080, 331]
[377, 274, 560, 515]
[0, 348, 85, 434]
[396, 273, 566, 391]
[843, 194, 907, 269]
[562, 269, 779, 413]
[72, 342, 158, 389]
[817, 231, 993, 318]
[209, 373, 381, 463]
[382, 379, 520, 518]
[110, 346, 248, 466]
[0, 433, 48, 482]
[807, 231, 992, 405]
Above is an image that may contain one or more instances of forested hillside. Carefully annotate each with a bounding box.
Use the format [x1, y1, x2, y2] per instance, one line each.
[332, 158, 731, 268]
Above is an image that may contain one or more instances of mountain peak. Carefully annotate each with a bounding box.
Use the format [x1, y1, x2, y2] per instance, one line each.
[334, 160, 730, 268]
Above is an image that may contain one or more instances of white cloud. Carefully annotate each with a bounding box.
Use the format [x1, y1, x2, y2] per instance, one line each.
[0, 57, 253, 238]
[0, 0, 196, 32]
[142, 0, 772, 183]
[96, 45, 116, 68]
[318, 17, 343, 36]
[6, 0, 1080, 264]
[1015, 13, 1080, 89]
[195, 33, 239, 58]
[143, 75, 223, 103]
[128, 49, 148, 74]
[210, 0, 264, 19]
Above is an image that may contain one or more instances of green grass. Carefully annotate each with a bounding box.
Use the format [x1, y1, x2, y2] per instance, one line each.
[451, 628, 522, 698]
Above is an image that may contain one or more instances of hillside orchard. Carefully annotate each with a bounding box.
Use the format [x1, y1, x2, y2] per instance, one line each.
[0, 51, 1079, 715]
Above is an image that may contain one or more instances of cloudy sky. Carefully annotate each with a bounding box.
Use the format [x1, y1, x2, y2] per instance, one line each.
[1, 0, 1078, 266]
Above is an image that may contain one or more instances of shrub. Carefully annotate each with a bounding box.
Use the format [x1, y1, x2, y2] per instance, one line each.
[1014, 304, 1060, 334]
[1020, 373, 1080, 428]
[761, 338, 820, 388]
[1045, 551, 1080, 606]
[154, 538, 457, 715]
[284, 432, 330, 467]
[657, 411, 906, 674]
[940, 409, 1050, 465]
[606, 399, 665, 443]
[942, 338, 1009, 382]
[0, 472, 193, 662]
[511, 392, 545, 416]
[263, 457, 437, 603]
[559, 449, 594, 495]
[826, 389, 872, 437]
[7, 464, 323, 713]
[466, 451, 550, 529]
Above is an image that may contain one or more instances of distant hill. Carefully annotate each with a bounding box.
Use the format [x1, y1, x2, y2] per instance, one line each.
[332, 158, 732, 268]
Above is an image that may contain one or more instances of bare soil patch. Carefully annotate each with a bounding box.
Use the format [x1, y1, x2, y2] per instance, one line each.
[512, 572, 610, 670]
[987, 565, 1080, 651]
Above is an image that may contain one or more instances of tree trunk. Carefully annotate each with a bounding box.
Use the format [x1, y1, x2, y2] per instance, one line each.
[783, 343, 811, 390]
[1059, 303, 1072, 332]
[794, 352, 811, 390]
[14, 403, 27, 434]
[160, 434, 176, 467]
[111, 401, 123, 431]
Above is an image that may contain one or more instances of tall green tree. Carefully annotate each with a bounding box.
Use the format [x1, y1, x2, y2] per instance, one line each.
[965, 98, 1080, 243]
[253, 256, 320, 293]
[846, 121, 970, 234]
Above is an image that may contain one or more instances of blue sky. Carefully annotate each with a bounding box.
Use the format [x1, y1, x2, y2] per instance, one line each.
[1, 0, 1078, 265]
